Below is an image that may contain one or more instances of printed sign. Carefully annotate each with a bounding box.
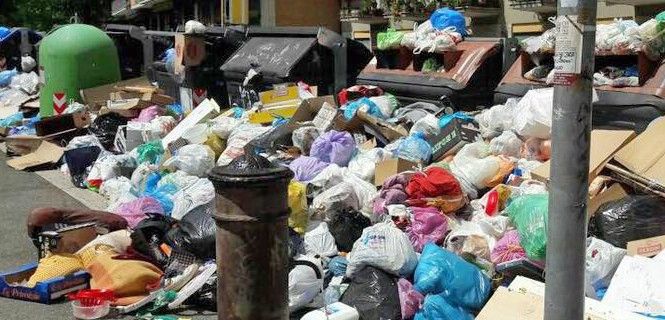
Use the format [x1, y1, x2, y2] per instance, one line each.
[53, 92, 67, 115]
[553, 16, 583, 86]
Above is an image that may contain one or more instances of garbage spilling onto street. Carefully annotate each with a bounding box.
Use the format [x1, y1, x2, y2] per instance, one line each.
[2, 6, 665, 320]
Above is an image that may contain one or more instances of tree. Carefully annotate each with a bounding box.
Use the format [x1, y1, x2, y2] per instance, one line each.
[0, 0, 111, 31]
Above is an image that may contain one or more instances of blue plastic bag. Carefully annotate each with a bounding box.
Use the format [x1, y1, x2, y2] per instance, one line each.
[328, 255, 348, 277]
[414, 243, 491, 310]
[430, 8, 468, 36]
[438, 111, 474, 128]
[397, 133, 432, 164]
[343, 97, 384, 120]
[414, 293, 474, 320]
[0, 27, 10, 41]
[0, 112, 23, 127]
[0, 69, 18, 87]
[142, 172, 178, 215]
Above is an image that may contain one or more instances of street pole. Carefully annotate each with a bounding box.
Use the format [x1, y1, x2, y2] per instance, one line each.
[545, 0, 597, 319]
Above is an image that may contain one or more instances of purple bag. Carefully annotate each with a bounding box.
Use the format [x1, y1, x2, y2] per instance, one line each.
[398, 278, 424, 319]
[407, 206, 448, 252]
[114, 196, 164, 228]
[372, 174, 410, 217]
[310, 130, 356, 166]
[490, 230, 526, 264]
[135, 105, 163, 123]
[289, 156, 330, 182]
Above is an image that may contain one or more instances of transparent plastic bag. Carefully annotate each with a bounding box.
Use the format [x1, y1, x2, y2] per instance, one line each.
[451, 141, 500, 189]
[474, 99, 518, 139]
[397, 133, 432, 164]
[210, 116, 241, 139]
[171, 178, 215, 220]
[163, 144, 215, 177]
[347, 148, 393, 182]
[310, 130, 356, 167]
[409, 113, 441, 139]
[506, 194, 549, 261]
[311, 182, 360, 221]
[346, 222, 418, 278]
[585, 237, 626, 298]
[489, 130, 522, 157]
[292, 126, 321, 155]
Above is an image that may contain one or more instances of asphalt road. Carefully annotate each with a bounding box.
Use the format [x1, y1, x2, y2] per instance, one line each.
[0, 153, 216, 319]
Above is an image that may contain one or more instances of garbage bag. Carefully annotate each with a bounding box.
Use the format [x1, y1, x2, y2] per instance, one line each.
[136, 140, 165, 165]
[310, 130, 356, 166]
[397, 278, 424, 320]
[430, 8, 468, 36]
[90, 112, 128, 151]
[115, 196, 165, 228]
[288, 180, 308, 234]
[407, 206, 448, 252]
[406, 167, 462, 200]
[210, 116, 241, 139]
[0, 69, 18, 86]
[158, 171, 199, 191]
[100, 176, 134, 205]
[489, 130, 522, 157]
[346, 222, 418, 278]
[289, 255, 325, 312]
[347, 148, 393, 182]
[131, 214, 176, 267]
[216, 124, 270, 166]
[328, 256, 348, 277]
[183, 272, 217, 311]
[373, 173, 412, 218]
[328, 208, 371, 253]
[397, 133, 432, 164]
[521, 137, 551, 161]
[346, 174, 379, 218]
[414, 243, 491, 310]
[292, 126, 321, 155]
[308, 164, 350, 196]
[590, 195, 665, 248]
[136, 105, 164, 123]
[163, 144, 215, 177]
[86, 153, 136, 190]
[289, 156, 330, 182]
[490, 230, 526, 265]
[413, 293, 473, 320]
[474, 99, 519, 139]
[64, 146, 102, 188]
[21, 56, 36, 73]
[9, 71, 39, 94]
[450, 141, 501, 192]
[169, 205, 216, 260]
[585, 237, 626, 298]
[311, 182, 360, 221]
[444, 220, 495, 262]
[506, 194, 548, 260]
[140, 173, 177, 215]
[512, 88, 553, 139]
[409, 113, 441, 139]
[171, 178, 215, 220]
[340, 266, 401, 320]
[304, 221, 339, 257]
[377, 28, 405, 50]
[131, 162, 159, 192]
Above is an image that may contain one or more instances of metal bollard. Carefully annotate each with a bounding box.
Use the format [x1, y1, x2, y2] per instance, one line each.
[208, 155, 293, 320]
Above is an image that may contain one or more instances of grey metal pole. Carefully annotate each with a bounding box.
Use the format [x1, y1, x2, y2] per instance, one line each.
[545, 0, 597, 319]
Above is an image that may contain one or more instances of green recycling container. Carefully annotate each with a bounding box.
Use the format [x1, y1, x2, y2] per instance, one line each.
[39, 24, 121, 116]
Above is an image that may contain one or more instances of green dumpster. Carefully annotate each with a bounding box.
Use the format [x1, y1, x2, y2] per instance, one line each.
[38, 24, 121, 116]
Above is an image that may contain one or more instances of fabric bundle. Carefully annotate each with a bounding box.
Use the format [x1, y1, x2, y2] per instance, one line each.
[406, 167, 465, 214]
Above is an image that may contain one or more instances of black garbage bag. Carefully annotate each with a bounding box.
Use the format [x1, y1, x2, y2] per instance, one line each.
[131, 214, 177, 268]
[166, 205, 216, 260]
[589, 195, 665, 248]
[183, 272, 217, 311]
[89, 112, 127, 151]
[340, 266, 401, 320]
[328, 208, 371, 252]
[64, 146, 101, 188]
[289, 227, 305, 259]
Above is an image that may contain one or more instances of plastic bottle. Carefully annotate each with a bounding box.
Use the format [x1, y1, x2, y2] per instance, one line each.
[300, 302, 360, 320]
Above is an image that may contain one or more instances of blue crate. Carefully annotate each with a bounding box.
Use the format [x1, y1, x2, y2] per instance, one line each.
[0, 262, 90, 304]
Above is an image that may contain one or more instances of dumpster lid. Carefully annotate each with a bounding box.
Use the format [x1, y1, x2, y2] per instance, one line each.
[221, 37, 318, 79]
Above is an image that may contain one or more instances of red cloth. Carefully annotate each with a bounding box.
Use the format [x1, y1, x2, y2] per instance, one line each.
[337, 85, 384, 105]
[406, 167, 462, 200]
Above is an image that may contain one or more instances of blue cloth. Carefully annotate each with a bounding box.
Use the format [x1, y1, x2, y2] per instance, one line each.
[343, 97, 384, 120]
[438, 111, 474, 128]
[430, 8, 468, 36]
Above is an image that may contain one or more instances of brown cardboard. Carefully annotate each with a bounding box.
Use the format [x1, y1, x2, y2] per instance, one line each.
[174, 34, 206, 74]
[531, 130, 636, 183]
[7, 141, 64, 170]
[35, 111, 91, 137]
[288, 96, 337, 125]
[374, 158, 418, 186]
[80, 77, 151, 110]
[587, 183, 629, 217]
[4, 135, 43, 155]
[627, 235, 665, 257]
[428, 118, 480, 161]
[614, 120, 665, 186]
[476, 286, 544, 320]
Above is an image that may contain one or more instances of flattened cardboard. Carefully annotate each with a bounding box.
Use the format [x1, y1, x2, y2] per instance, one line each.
[587, 183, 628, 218]
[4, 135, 43, 155]
[476, 286, 543, 320]
[531, 130, 636, 183]
[162, 98, 220, 149]
[174, 34, 206, 74]
[627, 235, 665, 257]
[374, 158, 417, 186]
[614, 120, 665, 186]
[7, 141, 64, 170]
[80, 77, 150, 110]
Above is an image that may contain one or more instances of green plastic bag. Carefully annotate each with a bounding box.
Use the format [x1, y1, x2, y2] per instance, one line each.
[377, 28, 405, 50]
[506, 194, 548, 261]
[137, 140, 165, 165]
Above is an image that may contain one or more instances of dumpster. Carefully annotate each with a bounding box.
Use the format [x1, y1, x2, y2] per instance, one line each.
[39, 24, 121, 116]
[355, 38, 506, 111]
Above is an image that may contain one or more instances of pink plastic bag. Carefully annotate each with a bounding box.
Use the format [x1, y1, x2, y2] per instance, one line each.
[135, 105, 163, 123]
[490, 229, 526, 264]
[114, 196, 164, 228]
[407, 206, 448, 252]
[397, 278, 424, 319]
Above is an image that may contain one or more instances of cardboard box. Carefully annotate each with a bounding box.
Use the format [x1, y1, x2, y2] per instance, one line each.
[614, 119, 665, 187]
[588, 183, 629, 217]
[374, 158, 418, 186]
[627, 235, 665, 257]
[35, 111, 91, 137]
[80, 77, 151, 111]
[4, 135, 43, 155]
[6, 141, 64, 171]
[174, 34, 206, 74]
[286, 95, 337, 130]
[161, 98, 220, 149]
[428, 118, 480, 161]
[531, 130, 636, 183]
[0, 263, 90, 304]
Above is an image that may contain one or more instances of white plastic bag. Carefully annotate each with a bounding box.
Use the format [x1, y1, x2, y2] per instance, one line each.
[450, 141, 500, 190]
[289, 255, 324, 312]
[489, 130, 522, 157]
[163, 144, 215, 177]
[171, 178, 215, 220]
[346, 222, 418, 278]
[158, 171, 199, 191]
[409, 113, 441, 138]
[311, 182, 360, 221]
[87, 154, 136, 186]
[585, 237, 626, 298]
[216, 124, 270, 166]
[304, 221, 339, 257]
[100, 176, 136, 211]
[184, 20, 206, 34]
[210, 116, 241, 139]
[308, 164, 350, 193]
[475, 99, 518, 139]
[347, 148, 393, 182]
[293, 126, 321, 155]
[512, 88, 553, 139]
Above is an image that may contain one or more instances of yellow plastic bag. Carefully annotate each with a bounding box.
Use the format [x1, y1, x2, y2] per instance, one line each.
[205, 133, 226, 161]
[288, 180, 308, 234]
